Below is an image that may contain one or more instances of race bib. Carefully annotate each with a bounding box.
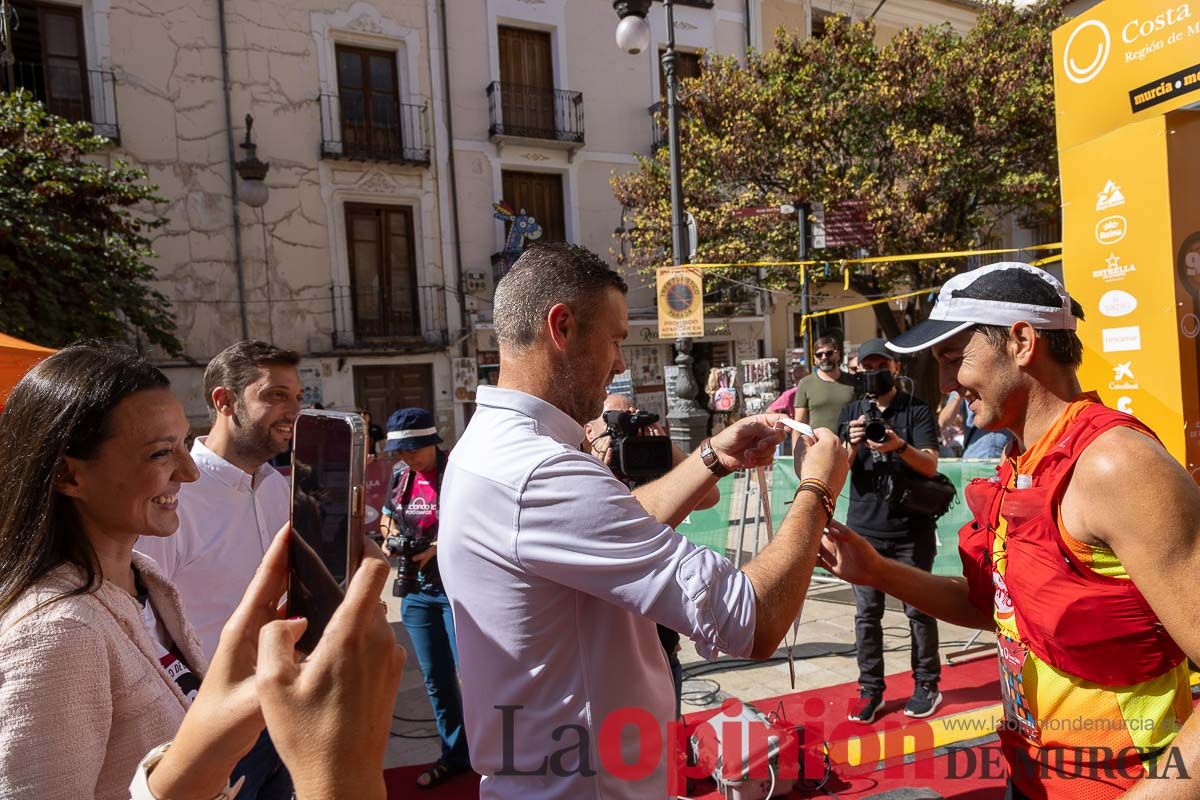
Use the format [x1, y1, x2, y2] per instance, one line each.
[996, 632, 1040, 745]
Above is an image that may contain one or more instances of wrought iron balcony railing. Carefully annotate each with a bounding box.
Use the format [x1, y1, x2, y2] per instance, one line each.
[486, 81, 584, 144]
[330, 283, 449, 349]
[2, 62, 119, 140]
[320, 93, 430, 165]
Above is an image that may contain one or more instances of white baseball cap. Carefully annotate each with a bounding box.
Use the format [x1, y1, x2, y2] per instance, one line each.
[887, 262, 1078, 354]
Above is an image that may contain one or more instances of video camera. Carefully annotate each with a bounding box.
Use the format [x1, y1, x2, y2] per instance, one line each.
[602, 409, 674, 482]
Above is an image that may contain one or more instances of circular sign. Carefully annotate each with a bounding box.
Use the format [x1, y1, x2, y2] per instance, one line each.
[1063, 20, 1111, 85]
[660, 276, 698, 320]
[1182, 313, 1200, 340]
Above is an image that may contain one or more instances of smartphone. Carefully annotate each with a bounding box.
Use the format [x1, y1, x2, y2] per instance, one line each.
[288, 409, 367, 653]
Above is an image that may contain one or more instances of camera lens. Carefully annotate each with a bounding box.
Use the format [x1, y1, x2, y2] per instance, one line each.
[865, 420, 889, 443]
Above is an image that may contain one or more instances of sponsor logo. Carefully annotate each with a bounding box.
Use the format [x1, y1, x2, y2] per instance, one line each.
[1092, 253, 1136, 282]
[1121, 4, 1193, 45]
[1117, 397, 1134, 414]
[1096, 180, 1126, 211]
[1098, 289, 1138, 317]
[1095, 215, 1127, 245]
[1110, 361, 1139, 391]
[1063, 19, 1111, 85]
[1102, 325, 1142, 353]
[1182, 313, 1200, 339]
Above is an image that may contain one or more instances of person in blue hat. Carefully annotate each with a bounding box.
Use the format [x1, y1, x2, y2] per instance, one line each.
[379, 408, 470, 788]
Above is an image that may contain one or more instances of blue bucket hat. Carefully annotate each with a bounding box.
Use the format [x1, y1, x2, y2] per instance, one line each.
[383, 407, 443, 453]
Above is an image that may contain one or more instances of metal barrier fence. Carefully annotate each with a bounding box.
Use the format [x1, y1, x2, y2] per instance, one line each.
[675, 458, 1002, 577]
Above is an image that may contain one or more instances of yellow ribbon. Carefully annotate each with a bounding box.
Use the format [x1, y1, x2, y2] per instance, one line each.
[676, 242, 1063, 272]
[799, 288, 936, 321]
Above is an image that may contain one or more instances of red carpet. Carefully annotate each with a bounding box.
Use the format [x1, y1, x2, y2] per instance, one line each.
[384, 657, 1004, 799]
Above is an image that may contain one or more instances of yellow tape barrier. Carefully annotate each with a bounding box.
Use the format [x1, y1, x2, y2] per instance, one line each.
[676, 242, 1063, 272]
[800, 288, 936, 322]
[798, 253, 1063, 323]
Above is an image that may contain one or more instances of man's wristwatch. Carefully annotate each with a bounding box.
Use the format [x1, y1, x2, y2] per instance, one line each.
[700, 438, 732, 477]
[895, 440, 909, 455]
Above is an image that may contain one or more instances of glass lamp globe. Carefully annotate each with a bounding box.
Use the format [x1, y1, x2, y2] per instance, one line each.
[615, 15, 651, 55]
[240, 179, 269, 208]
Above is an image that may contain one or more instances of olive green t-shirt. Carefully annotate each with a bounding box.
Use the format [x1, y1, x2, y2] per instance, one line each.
[793, 372, 857, 434]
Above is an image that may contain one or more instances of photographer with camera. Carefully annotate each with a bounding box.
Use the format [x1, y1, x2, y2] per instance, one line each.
[583, 394, 720, 718]
[836, 338, 942, 723]
[379, 407, 469, 790]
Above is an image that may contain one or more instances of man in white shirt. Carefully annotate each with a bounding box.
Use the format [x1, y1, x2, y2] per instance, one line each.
[439, 243, 851, 800]
[137, 339, 301, 800]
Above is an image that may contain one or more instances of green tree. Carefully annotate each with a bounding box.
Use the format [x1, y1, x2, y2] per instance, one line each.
[0, 91, 180, 353]
[613, 0, 1064, 354]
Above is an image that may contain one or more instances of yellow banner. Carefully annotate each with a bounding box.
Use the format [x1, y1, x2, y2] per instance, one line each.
[1061, 111, 1200, 470]
[1053, 0, 1200, 151]
[656, 267, 704, 339]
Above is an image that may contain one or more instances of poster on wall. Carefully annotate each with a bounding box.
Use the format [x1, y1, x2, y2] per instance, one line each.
[637, 390, 667, 424]
[298, 367, 323, 407]
[624, 346, 664, 387]
[452, 358, 478, 403]
[607, 370, 635, 400]
[734, 339, 759, 367]
[663, 365, 680, 406]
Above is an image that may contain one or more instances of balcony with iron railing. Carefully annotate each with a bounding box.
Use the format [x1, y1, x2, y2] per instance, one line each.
[329, 283, 449, 351]
[486, 81, 584, 151]
[319, 93, 430, 165]
[1, 62, 119, 140]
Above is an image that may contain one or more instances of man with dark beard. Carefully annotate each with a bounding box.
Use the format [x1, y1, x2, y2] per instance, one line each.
[438, 243, 851, 800]
[136, 339, 301, 800]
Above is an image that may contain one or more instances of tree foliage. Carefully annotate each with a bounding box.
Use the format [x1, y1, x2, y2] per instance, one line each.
[0, 91, 180, 354]
[612, 0, 1065, 341]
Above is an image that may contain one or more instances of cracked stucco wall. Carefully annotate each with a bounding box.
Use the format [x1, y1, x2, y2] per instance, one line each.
[96, 0, 446, 421]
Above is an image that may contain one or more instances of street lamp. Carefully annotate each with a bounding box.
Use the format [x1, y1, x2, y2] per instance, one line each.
[235, 114, 269, 208]
[613, 0, 708, 452]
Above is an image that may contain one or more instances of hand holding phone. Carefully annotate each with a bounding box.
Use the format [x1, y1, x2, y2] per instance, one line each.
[258, 547, 404, 800]
[289, 410, 367, 653]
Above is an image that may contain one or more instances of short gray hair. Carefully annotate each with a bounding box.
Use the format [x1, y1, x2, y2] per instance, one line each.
[493, 243, 628, 349]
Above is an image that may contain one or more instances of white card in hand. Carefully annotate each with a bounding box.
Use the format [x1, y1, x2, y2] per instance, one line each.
[777, 417, 814, 438]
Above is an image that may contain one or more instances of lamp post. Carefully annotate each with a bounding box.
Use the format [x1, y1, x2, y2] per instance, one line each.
[613, 0, 708, 452]
[235, 114, 274, 340]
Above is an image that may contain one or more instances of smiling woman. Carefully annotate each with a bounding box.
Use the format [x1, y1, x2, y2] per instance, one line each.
[0, 342, 409, 800]
[0, 342, 209, 799]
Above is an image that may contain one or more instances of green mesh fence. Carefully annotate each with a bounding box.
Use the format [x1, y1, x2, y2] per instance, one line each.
[675, 458, 1002, 577]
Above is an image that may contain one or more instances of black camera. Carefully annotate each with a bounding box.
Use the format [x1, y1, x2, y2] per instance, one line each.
[387, 534, 432, 598]
[602, 409, 674, 481]
[841, 369, 896, 445]
[862, 402, 889, 444]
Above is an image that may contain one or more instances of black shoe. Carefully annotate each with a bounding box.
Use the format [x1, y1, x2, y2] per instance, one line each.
[904, 681, 943, 718]
[848, 692, 884, 723]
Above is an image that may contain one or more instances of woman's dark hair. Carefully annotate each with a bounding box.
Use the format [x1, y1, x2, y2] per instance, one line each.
[0, 341, 170, 615]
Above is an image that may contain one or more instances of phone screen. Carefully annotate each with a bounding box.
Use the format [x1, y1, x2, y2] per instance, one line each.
[289, 411, 362, 652]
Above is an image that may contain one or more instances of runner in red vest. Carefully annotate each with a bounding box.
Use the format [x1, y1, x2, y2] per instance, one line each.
[817, 263, 1200, 800]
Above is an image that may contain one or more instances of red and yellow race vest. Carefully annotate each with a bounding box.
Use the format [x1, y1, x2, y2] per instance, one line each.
[959, 397, 1190, 800]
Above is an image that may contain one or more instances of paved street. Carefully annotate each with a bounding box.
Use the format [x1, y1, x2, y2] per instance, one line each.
[381, 576, 996, 770]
